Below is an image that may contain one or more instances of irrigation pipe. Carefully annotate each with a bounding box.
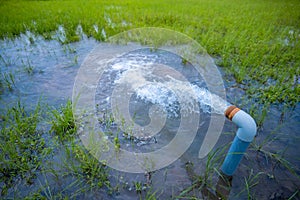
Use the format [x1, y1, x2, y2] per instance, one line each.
[221, 105, 257, 176]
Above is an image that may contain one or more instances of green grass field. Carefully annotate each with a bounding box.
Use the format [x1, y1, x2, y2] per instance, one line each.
[1, 0, 299, 107]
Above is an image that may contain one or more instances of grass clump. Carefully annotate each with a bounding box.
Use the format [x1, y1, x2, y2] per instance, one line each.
[71, 144, 111, 190]
[50, 100, 77, 141]
[0, 102, 48, 196]
[1, 72, 15, 92]
[49, 100, 111, 193]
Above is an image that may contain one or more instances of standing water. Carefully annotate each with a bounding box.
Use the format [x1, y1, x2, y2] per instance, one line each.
[0, 31, 299, 199]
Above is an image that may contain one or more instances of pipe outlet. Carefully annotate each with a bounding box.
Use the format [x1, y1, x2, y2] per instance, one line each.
[225, 105, 257, 142]
[221, 105, 257, 176]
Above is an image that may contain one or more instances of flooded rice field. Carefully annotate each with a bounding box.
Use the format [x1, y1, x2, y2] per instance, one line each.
[0, 31, 299, 199]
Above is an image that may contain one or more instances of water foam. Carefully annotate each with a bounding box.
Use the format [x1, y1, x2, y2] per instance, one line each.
[111, 60, 229, 117]
[135, 77, 229, 116]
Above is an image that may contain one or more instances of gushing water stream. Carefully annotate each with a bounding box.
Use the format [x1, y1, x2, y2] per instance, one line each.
[95, 48, 229, 148]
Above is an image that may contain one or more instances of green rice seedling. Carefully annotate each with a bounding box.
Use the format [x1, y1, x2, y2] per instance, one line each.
[31, 171, 87, 200]
[0, 102, 49, 196]
[251, 129, 300, 181]
[24, 190, 47, 200]
[181, 57, 188, 65]
[249, 103, 269, 129]
[203, 143, 231, 186]
[49, 98, 110, 192]
[178, 181, 204, 198]
[0, 80, 3, 94]
[55, 141, 113, 195]
[62, 44, 77, 54]
[266, 151, 300, 180]
[250, 124, 283, 152]
[133, 181, 142, 194]
[143, 188, 160, 200]
[235, 169, 264, 200]
[288, 190, 299, 200]
[36, 175, 55, 200]
[22, 58, 35, 75]
[24, 65, 34, 75]
[238, 146, 299, 198]
[99, 111, 115, 130]
[50, 100, 77, 142]
[73, 55, 78, 65]
[178, 143, 230, 199]
[2, 72, 15, 91]
[214, 172, 232, 200]
[0, 54, 14, 67]
[69, 143, 111, 190]
[114, 136, 120, 150]
[119, 114, 136, 142]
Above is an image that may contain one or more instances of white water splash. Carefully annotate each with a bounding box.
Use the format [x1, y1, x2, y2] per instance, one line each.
[111, 59, 229, 117]
[135, 77, 229, 116]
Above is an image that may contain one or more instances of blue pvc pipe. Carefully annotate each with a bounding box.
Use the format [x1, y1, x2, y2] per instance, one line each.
[221, 136, 250, 175]
[221, 108, 257, 176]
